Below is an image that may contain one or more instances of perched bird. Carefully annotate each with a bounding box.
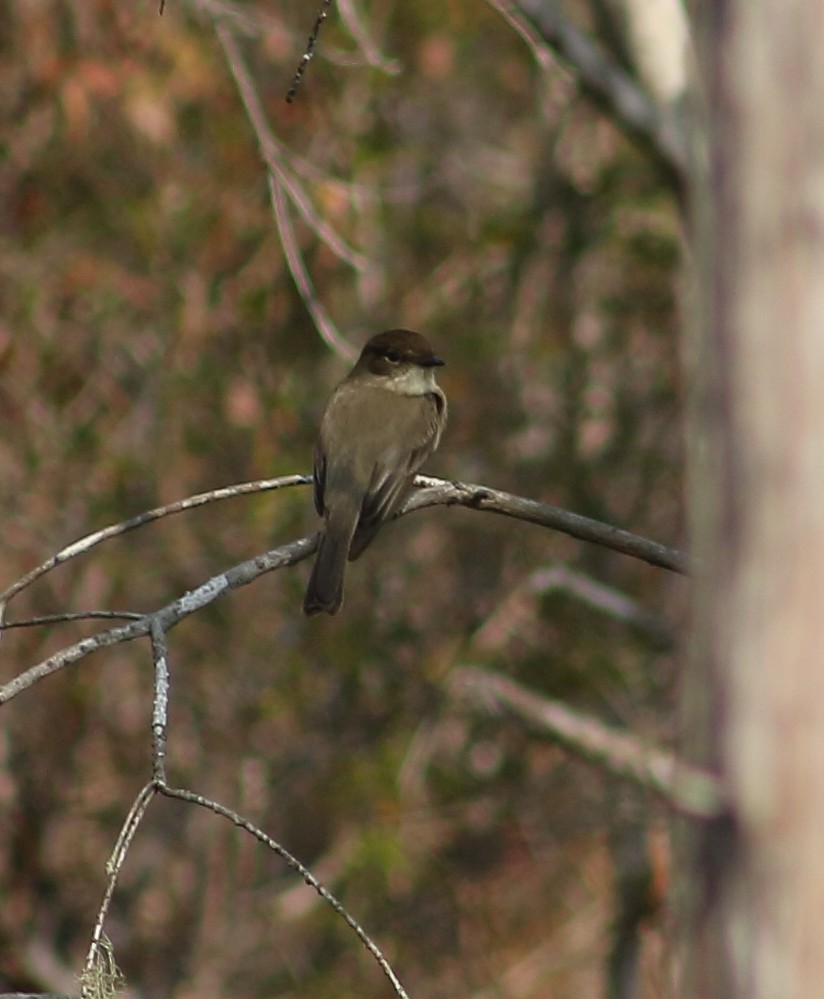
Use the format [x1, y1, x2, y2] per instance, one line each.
[303, 328, 447, 615]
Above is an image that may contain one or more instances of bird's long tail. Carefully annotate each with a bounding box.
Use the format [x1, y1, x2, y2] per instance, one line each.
[303, 511, 358, 616]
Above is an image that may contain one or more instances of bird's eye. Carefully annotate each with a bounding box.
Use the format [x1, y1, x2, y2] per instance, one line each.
[384, 349, 401, 363]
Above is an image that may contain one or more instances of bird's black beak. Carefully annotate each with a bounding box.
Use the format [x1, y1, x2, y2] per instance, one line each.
[422, 356, 445, 367]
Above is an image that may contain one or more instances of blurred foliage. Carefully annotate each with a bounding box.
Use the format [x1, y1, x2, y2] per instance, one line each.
[0, 0, 685, 996]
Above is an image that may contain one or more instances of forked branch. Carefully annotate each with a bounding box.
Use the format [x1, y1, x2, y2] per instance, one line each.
[0, 474, 687, 705]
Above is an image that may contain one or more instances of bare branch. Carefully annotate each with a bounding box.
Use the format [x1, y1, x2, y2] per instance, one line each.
[0, 474, 310, 608]
[0, 476, 685, 706]
[409, 476, 688, 573]
[150, 621, 170, 783]
[82, 782, 156, 996]
[37, 623, 410, 998]
[158, 784, 411, 999]
[451, 667, 725, 819]
[0, 533, 317, 706]
[72, 774, 413, 999]
[0, 611, 144, 629]
[0, 473, 684, 621]
[511, 0, 687, 194]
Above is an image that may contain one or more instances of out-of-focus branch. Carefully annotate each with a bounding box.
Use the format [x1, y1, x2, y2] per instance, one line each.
[336, 0, 400, 74]
[209, 17, 360, 359]
[211, 20, 365, 270]
[451, 666, 725, 819]
[472, 561, 675, 653]
[511, 0, 687, 195]
[483, 0, 556, 72]
[267, 173, 358, 361]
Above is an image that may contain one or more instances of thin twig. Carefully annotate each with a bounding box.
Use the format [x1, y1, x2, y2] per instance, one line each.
[104, 784, 157, 880]
[0, 611, 144, 629]
[451, 666, 725, 819]
[528, 563, 674, 644]
[55, 617, 409, 998]
[193, 0, 389, 71]
[190, 0, 482, 203]
[285, 0, 334, 103]
[83, 782, 156, 988]
[158, 784, 411, 999]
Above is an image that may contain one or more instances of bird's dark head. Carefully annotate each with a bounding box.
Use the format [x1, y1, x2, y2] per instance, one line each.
[357, 329, 445, 377]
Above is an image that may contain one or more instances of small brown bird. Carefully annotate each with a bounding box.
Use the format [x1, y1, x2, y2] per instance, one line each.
[303, 329, 448, 615]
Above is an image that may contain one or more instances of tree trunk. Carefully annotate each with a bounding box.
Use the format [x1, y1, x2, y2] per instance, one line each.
[688, 2, 824, 995]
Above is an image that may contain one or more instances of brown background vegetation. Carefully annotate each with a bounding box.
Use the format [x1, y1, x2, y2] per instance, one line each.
[0, 1, 685, 995]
